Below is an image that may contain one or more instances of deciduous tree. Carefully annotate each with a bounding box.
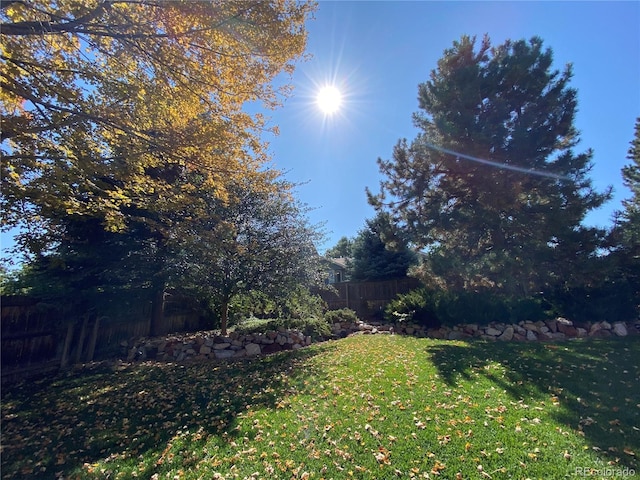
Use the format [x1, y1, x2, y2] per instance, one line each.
[1, 0, 315, 254]
[172, 177, 324, 335]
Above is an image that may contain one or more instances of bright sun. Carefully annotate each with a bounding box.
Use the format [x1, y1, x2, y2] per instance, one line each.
[316, 85, 342, 114]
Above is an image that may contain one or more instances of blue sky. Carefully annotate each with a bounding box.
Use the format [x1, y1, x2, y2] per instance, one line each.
[263, 1, 640, 252]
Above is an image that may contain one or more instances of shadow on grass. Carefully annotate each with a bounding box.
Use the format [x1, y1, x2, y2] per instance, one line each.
[1, 343, 336, 479]
[425, 337, 640, 471]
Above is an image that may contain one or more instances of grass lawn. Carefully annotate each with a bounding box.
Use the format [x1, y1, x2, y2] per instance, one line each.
[2, 335, 639, 479]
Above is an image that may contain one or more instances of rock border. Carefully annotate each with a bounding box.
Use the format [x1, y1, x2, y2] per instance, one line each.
[123, 318, 638, 364]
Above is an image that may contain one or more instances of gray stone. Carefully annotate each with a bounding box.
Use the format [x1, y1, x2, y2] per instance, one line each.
[498, 326, 514, 341]
[245, 343, 261, 356]
[613, 322, 628, 337]
[485, 327, 502, 336]
[199, 345, 211, 355]
[448, 331, 466, 340]
[214, 349, 236, 359]
[514, 325, 526, 335]
[576, 328, 587, 338]
[526, 330, 537, 341]
[589, 323, 602, 335]
[538, 331, 553, 341]
[213, 342, 230, 350]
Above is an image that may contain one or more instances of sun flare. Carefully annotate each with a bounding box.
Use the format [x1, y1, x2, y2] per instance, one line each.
[316, 85, 342, 114]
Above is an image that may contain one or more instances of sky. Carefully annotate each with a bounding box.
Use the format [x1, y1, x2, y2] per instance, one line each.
[260, 1, 640, 253]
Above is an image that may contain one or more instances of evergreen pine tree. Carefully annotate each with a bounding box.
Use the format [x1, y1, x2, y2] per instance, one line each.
[368, 36, 610, 296]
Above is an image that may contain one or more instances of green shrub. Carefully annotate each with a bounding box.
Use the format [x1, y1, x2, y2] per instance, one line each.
[229, 287, 325, 325]
[324, 308, 359, 324]
[434, 290, 550, 326]
[385, 288, 550, 328]
[384, 288, 439, 328]
[547, 278, 637, 324]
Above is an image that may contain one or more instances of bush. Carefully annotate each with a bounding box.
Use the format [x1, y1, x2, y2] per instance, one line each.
[384, 288, 439, 328]
[547, 278, 637, 324]
[385, 288, 550, 328]
[229, 287, 325, 325]
[235, 316, 331, 340]
[324, 308, 359, 324]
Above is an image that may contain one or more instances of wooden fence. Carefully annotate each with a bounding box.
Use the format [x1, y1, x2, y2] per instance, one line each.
[317, 277, 421, 320]
[1, 294, 207, 384]
[2, 279, 421, 383]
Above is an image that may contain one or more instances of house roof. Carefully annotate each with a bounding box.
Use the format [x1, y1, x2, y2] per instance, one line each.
[322, 256, 349, 269]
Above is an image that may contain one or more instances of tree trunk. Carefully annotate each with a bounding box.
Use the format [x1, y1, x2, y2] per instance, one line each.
[220, 298, 230, 336]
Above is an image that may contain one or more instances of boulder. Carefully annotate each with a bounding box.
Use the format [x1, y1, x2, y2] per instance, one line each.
[498, 326, 514, 341]
[485, 327, 502, 336]
[199, 345, 212, 355]
[526, 330, 538, 341]
[214, 349, 236, 359]
[612, 322, 628, 337]
[245, 343, 261, 356]
[557, 317, 572, 326]
[213, 343, 231, 350]
[558, 325, 577, 337]
[448, 331, 467, 340]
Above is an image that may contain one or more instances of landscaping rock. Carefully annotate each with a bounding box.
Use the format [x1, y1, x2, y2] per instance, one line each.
[214, 349, 236, 359]
[245, 343, 261, 356]
[498, 326, 514, 341]
[448, 331, 467, 340]
[613, 322, 628, 337]
[526, 330, 537, 341]
[485, 327, 502, 336]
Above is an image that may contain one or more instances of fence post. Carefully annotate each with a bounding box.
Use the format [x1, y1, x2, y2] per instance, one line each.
[85, 317, 101, 362]
[60, 322, 75, 369]
[74, 313, 89, 364]
[345, 283, 349, 310]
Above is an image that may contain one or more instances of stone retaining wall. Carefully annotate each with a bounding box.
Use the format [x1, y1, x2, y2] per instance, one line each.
[334, 318, 637, 342]
[125, 329, 313, 362]
[124, 317, 638, 363]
